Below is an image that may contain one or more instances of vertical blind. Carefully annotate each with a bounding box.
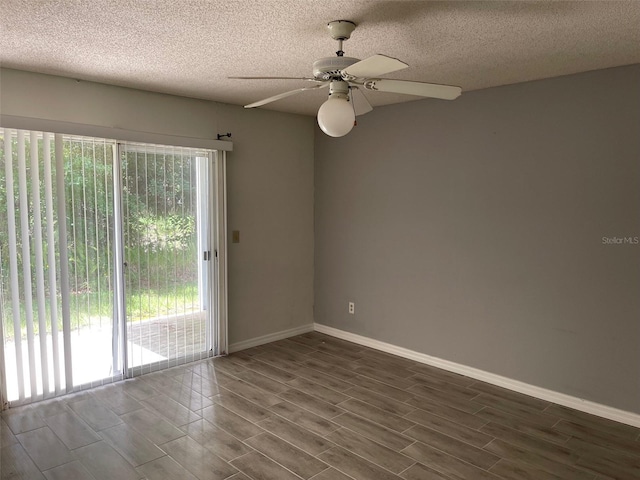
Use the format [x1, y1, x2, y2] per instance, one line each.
[2, 131, 67, 402]
[1, 129, 223, 408]
[0, 130, 117, 404]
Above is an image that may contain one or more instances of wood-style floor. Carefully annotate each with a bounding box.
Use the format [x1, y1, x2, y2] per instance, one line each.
[1, 332, 639, 479]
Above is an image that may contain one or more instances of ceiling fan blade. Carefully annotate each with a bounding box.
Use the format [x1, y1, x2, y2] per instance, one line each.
[229, 76, 319, 81]
[351, 87, 373, 116]
[342, 54, 408, 80]
[364, 79, 462, 100]
[244, 83, 328, 109]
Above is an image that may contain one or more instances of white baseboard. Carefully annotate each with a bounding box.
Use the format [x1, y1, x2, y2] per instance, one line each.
[314, 323, 640, 428]
[229, 323, 315, 353]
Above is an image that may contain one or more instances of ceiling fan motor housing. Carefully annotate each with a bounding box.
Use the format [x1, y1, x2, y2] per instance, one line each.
[313, 56, 360, 80]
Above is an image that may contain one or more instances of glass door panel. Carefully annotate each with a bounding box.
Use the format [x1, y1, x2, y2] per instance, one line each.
[0, 131, 119, 404]
[120, 144, 212, 374]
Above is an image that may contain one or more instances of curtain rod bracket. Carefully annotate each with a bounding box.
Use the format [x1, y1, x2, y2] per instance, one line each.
[217, 132, 232, 140]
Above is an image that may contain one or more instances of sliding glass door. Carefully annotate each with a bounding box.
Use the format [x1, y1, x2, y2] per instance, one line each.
[0, 130, 224, 407]
[120, 144, 214, 375]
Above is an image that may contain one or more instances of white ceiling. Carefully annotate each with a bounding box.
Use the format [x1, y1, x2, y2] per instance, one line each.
[2, 1, 640, 116]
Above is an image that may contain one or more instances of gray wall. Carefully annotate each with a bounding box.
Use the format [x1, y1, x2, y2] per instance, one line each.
[314, 64, 640, 413]
[0, 68, 315, 347]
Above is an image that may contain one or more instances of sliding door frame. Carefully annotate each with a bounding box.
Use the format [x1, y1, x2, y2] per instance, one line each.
[0, 125, 231, 407]
[117, 142, 227, 377]
[214, 151, 228, 356]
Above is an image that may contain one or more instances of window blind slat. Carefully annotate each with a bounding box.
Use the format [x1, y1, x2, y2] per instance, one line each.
[42, 133, 62, 394]
[17, 131, 38, 397]
[3, 129, 26, 400]
[30, 131, 50, 397]
[55, 134, 73, 392]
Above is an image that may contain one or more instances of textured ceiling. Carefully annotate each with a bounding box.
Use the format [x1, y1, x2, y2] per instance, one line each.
[2, 1, 640, 116]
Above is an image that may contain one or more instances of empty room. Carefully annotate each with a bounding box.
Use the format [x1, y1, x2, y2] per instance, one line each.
[1, 1, 639, 479]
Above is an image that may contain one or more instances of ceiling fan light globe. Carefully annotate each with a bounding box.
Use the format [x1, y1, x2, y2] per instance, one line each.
[317, 97, 355, 137]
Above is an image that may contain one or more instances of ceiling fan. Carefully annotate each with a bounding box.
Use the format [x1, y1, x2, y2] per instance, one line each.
[231, 20, 462, 137]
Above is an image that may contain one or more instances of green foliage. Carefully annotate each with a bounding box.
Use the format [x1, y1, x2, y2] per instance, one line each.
[133, 215, 195, 252]
[1, 283, 199, 340]
[0, 134, 202, 339]
[126, 283, 199, 321]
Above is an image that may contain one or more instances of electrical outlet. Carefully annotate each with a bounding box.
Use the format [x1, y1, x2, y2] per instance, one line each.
[348, 302, 355, 314]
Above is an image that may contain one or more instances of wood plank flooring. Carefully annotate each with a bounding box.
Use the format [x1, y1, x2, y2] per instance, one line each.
[2, 332, 639, 479]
